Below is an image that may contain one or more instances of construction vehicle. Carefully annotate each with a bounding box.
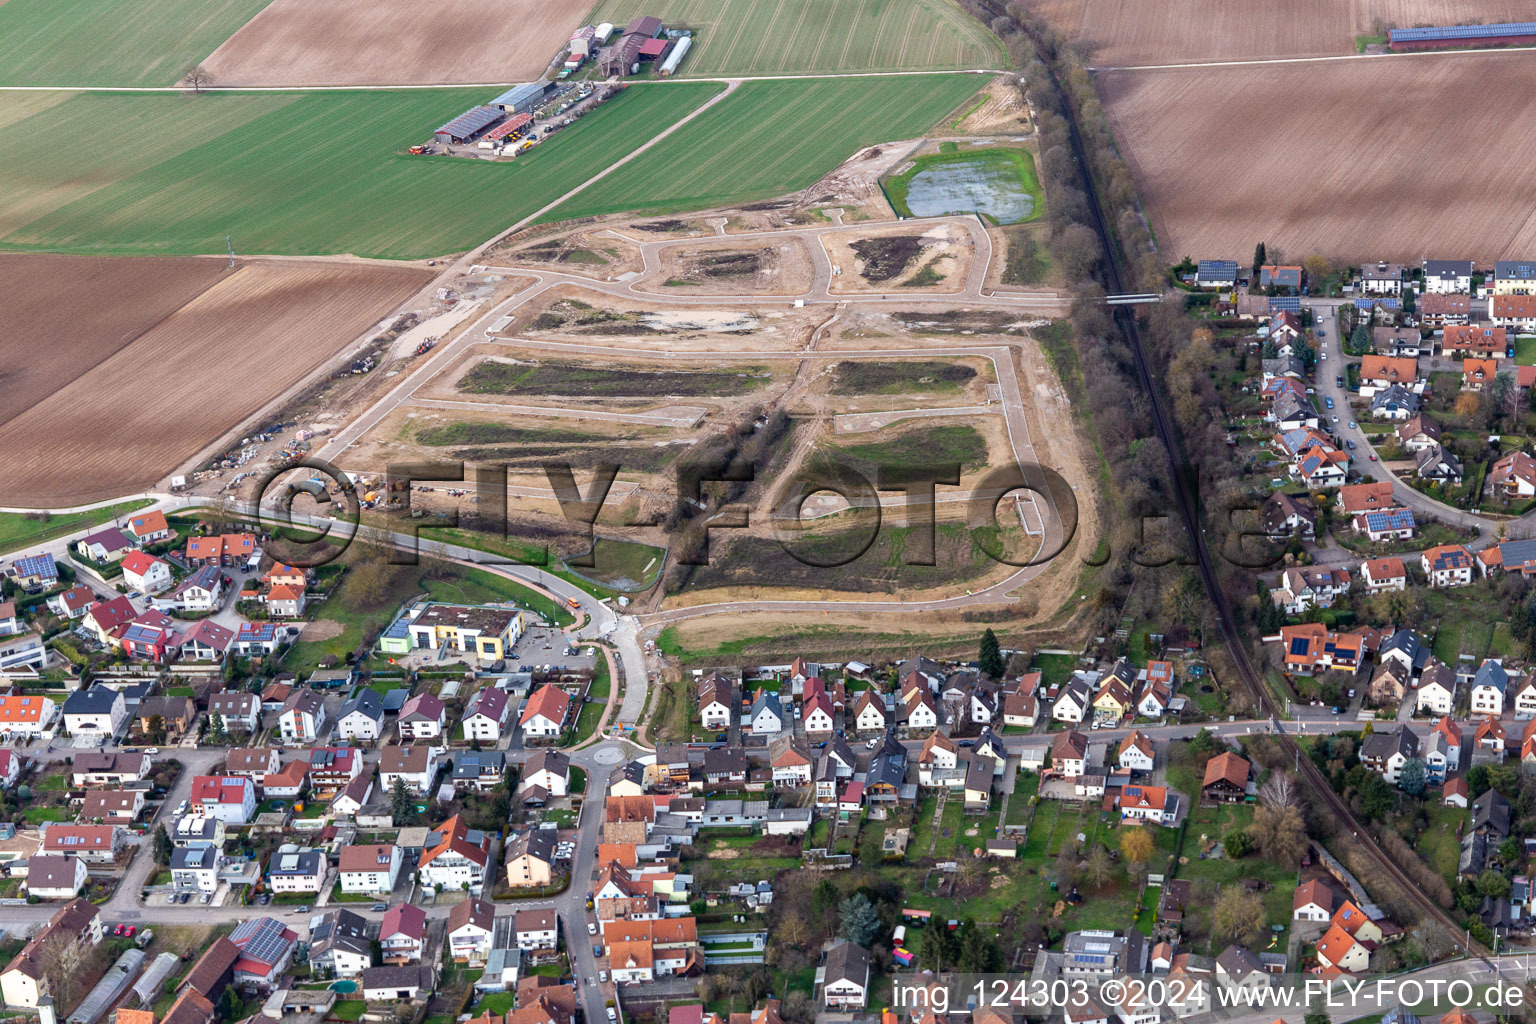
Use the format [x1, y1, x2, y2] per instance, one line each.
[414, 339, 436, 356]
[408, 145, 427, 155]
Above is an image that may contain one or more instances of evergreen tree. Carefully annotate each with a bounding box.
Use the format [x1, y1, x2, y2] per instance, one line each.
[390, 776, 414, 824]
[838, 893, 882, 947]
[1253, 242, 1267, 278]
[1398, 758, 1427, 796]
[152, 824, 172, 865]
[978, 629, 1004, 679]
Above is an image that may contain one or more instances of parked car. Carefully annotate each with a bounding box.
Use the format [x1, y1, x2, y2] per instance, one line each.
[587, 922, 597, 935]
[1324, 396, 1334, 410]
[1346, 440, 1356, 450]
[1369, 453, 1378, 461]
[599, 970, 609, 983]
[371, 903, 388, 912]
[1320, 349, 1327, 360]
[1348, 421, 1357, 430]
[1336, 376, 1344, 388]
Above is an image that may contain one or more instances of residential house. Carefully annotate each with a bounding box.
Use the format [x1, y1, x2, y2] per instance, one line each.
[821, 940, 870, 1009]
[170, 846, 219, 892]
[697, 673, 733, 731]
[852, 690, 888, 734]
[747, 690, 783, 735]
[1417, 449, 1463, 488]
[1445, 325, 1508, 358]
[1474, 716, 1507, 755]
[226, 746, 281, 783]
[126, 510, 172, 545]
[516, 909, 559, 954]
[1463, 358, 1499, 391]
[1119, 730, 1155, 773]
[339, 844, 401, 894]
[1396, 415, 1442, 453]
[184, 533, 257, 569]
[309, 909, 373, 978]
[1360, 261, 1405, 294]
[1376, 326, 1426, 358]
[0, 899, 102, 1008]
[801, 679, 835, 736]
[1491, 294, 1536, 330]
[0, 694, 57, 737]
[121, 551, 173, 594]
[1358, 355, 1421, 397]
[46, 584, 94, 620]
[1261, 492, 1316, 540]
[962, 756, 994, 812]
[454, 750, 506, 794]
[900, 688, 939, 732]
[380, 745, 442, 796]
[1366, 661, 1410, 707]
[1422, 545, 1475, 588]
[78, 789, 145, 825]
[1270, 567, 1351, 615]
[167, 566, 224, 614]
[1514, 673, 1536, 718]
[360, 964, 435, 1002]
[520, 685, 570, 741]
[447, 898, 496, 965]
[1050, 730, 1088, 778]
[136, 695, 195, 740]
[1202, 751, 1249, 803]
[1194, 260, 1238, 288]
[398, 693, 447, 740]
[1492, 452, 1536, 498]
[62, 685, 128, 739]
[380, 904, 428, 965]
[1315, 924, 1368, 973]
[76, 527, 134, 563]
[1119, 784, 1172, 825]
[1471, 660, 1510, 715]
[267, 847, 327, 893]
[278, 688, 326, 743]
[1360, 726, 1419, 784]
[1259, 264, 1303, 291]
[265, 584, 306, 620]
[26, 854, 87, 899]
[1369, 384, 1420, 421]
[189, 775, 257, 824]
[520, 749, 569, 799]
[180, 620, 235, 662]
[1053, 680, 1091, 724]
[1420, 292, 1473, 327]
[1293, 878, 1339, 922]
[419, 814, 491, 892]
[917, 731, 960, 787]
[1361, 557, 1407, 592]
[1431, 714, 1462, 771]
[1423, 259, 1474, 294]
[769, 736, 813, 786]
[335, 689, 385, 741]
[71, 751, 149, 786]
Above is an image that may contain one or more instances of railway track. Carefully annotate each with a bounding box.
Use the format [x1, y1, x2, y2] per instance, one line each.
[1022, 34, 1486, 955]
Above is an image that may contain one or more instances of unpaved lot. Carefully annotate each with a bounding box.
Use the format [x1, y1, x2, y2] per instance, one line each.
[822, 221, 973, 294]
[495, 228, 645, 280]
[1101, 53, 1536, 262]
[0, 259, 431, 506]
[643, 236, 815, 295]
[202, 0, 588, 86]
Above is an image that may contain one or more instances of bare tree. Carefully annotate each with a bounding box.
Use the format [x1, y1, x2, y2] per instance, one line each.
[182, 64, 214, 94]
[1259, 771, 1298, 808]
[1213, 884, 1265, 945]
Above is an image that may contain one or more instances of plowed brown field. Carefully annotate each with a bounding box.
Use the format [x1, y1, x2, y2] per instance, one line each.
[1100, 53, 1536, 262]
[0, 254, 229, 425]
[1032, 0, 1536, 65]
[202, 0, 589, 86]
[0, 257, 431, 506]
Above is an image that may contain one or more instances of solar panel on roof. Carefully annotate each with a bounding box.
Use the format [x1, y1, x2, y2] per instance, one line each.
[233, 917, 290, 964]
[1269, 295, 1301, 312]
[1289, 638, 1310, 655]
[1391, 21, 1536, 40]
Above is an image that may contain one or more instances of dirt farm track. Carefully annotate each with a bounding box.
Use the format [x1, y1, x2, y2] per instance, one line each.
[202, 0, 590, 86]
[1100, 52, 1536, 264]
[1035, 0, 1536, 65]
[0, 256, 432, 506]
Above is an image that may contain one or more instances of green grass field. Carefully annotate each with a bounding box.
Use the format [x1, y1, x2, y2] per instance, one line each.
[0, 83, 721, 259]
[0, 0, 273, 87]
[584, 0, 1001, 76]
[550, 75, 983, 220]
[0, 499, 153, 555]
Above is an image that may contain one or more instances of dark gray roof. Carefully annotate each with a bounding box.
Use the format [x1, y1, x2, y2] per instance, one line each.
[339, 687, 383, 722]
[1473, 660, 1509, 695]
[823, 940, 870, 986]
[1473, 789, 1511, 838]
[64, 686, 120, 715]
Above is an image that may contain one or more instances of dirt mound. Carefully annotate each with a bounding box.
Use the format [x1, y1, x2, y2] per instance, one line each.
[851, 235, 926, 281]
[301, 619, 346, 642]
